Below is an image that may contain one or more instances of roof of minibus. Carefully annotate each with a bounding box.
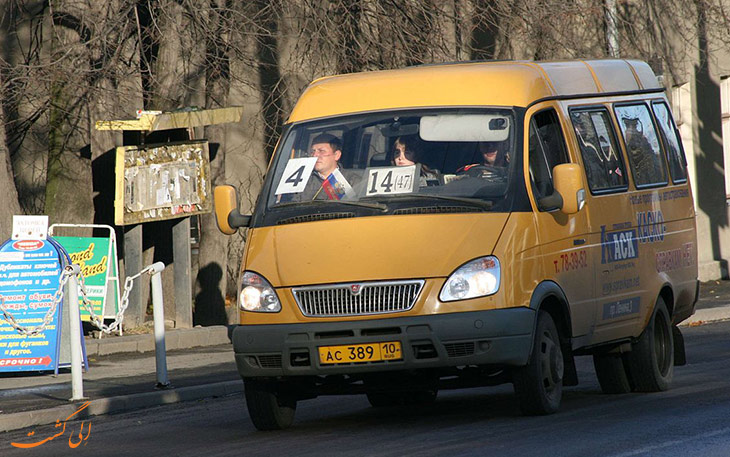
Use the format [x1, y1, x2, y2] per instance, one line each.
[287, 59, 661, 123]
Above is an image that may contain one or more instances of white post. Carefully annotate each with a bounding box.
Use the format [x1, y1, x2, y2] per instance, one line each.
[66, 265, 85, 401]
[150, 262, 169, 388]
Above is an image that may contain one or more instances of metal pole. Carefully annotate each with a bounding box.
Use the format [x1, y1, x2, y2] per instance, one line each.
[150, 262, 170, 388]
[66, 265, 86, 401]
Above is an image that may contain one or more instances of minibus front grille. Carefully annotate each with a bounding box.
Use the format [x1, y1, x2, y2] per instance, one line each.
[292, 280, 425, 317]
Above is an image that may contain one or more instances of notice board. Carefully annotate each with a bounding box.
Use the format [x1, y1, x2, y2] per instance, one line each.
[114, 140, 212, 225]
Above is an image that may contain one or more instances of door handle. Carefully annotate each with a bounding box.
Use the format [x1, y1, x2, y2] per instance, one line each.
[573, 238, 586, 246]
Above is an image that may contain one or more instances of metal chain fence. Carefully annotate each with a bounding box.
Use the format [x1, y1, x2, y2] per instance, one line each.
[77, 264, 158, 335]
[0, 264, 158, 336]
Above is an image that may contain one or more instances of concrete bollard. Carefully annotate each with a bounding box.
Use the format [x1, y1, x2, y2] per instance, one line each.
[149, 262, 170, 388]
[66, 264, 86, 401]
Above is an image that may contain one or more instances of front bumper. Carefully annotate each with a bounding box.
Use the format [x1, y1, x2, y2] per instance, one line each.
[233, 308, 536, 378]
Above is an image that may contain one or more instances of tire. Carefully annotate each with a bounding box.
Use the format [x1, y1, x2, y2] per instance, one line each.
[592, 353, 632, 394]
[513, 310, 564, 415]
[244, 380, 296, 430]
[366, 390, 438, 408]
[625, 297, 674, 392]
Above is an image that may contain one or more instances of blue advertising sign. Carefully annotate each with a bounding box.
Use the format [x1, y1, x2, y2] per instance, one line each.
[0, 238, 66, 372]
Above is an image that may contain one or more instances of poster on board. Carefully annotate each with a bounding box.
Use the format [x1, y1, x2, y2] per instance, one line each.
[53, 236, 119, 321]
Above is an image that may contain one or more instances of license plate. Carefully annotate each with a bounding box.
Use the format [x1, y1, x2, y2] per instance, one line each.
[318, 341, 402, 365]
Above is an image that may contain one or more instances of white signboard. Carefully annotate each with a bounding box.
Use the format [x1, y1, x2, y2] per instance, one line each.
[365, 166, 417, 196]
[12, 215, 49, 240]
[275, 157, 317, 195]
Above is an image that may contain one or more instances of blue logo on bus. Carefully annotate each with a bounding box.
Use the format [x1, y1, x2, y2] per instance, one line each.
[601, 225, 638, 264]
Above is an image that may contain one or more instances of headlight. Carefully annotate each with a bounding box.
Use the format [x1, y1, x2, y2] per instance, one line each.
[239, 271, 281, 312]
[439, 256, 500, 302]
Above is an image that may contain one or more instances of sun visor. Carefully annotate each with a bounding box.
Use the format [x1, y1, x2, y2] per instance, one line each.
[419, 114, 510, 142]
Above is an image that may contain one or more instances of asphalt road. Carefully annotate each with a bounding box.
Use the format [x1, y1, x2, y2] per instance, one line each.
[3, 320, 729, 457]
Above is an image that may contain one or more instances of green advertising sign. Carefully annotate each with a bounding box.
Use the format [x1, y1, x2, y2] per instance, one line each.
[54, 236, 119, 321]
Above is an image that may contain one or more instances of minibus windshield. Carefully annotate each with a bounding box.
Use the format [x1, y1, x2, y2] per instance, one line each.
[263, 108, 521, 221]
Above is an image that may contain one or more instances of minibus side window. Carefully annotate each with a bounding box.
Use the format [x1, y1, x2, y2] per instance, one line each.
[651, 101, 688, 184]
[614, 103, 668, 188]
[570, 109, 628, 193]
[528, 109, 569, 210]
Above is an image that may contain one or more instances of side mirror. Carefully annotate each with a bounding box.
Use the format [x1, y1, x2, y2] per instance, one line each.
[552, 164, 585, 215]
[214, 185, 251, 234]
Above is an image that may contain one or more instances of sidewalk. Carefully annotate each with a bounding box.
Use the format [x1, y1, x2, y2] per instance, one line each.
[680, 280, 730, 326]
[0, 326, 240, 432]
[1, 281, 729, 433]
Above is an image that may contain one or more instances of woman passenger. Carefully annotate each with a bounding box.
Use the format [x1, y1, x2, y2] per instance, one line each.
[392, 136, 440, 186]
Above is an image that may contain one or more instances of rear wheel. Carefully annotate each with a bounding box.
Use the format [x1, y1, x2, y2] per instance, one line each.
[244, 380, 297, 430]
[513, 310, 563, 415]
[593, 353, 632, 394]
[626, 297, 674, 392]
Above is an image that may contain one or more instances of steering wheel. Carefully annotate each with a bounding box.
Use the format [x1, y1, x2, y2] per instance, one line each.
[457, 165, 506, 180]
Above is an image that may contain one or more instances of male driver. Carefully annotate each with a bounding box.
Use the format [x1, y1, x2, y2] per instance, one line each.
[478, 141, 509, 167]
[311, 133, 342, 178]
[295, 133, 356, 201]
[457, 140, 509, 179]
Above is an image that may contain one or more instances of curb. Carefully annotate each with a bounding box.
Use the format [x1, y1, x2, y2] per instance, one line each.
[0, 380, 243, 433]
[83, 325, 232, 357]
[680, 305, 730, 327]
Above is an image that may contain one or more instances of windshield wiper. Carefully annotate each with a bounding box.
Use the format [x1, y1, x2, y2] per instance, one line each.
[362, 194, 493, 210]
[275, 199, 388, 211]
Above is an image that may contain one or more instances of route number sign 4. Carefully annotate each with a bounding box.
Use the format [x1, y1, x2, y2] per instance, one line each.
[275, 157, 317, 195]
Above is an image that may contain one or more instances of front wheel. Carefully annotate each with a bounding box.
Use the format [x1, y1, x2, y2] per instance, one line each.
[513, 310, 564, 415]
[625, 297, 674, 392]
[244, 380, 297, 431]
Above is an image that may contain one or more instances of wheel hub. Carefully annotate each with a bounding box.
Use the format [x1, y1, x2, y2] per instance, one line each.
[549, 343, 564, 385]
[541, 335, 564, 387]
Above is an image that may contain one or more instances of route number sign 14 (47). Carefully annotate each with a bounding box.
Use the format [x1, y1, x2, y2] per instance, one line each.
[366, 165, 417, 196]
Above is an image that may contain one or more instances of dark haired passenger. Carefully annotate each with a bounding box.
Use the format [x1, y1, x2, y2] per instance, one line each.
[392, 136, 440, 186]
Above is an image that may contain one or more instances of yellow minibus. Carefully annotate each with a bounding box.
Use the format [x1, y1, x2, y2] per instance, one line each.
[215, 59, 698, 430]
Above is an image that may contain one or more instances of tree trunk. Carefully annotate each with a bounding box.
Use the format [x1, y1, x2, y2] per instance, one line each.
[0, 69, 22, 240]
[45, 0, 94, 227]
[2, 2, 50, 216]
[196, 0, 233, 326]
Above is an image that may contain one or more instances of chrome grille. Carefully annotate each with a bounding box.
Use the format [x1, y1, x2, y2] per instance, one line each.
[292, 280, 424, 317]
